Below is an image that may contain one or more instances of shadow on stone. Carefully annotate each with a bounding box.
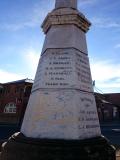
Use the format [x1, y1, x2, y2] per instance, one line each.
[0, 132, 116, 160]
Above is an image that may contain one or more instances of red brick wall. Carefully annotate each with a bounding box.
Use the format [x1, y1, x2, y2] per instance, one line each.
[0, 81, 32, 125]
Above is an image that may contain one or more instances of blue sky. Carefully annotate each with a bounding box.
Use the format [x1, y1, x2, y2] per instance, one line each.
[0, 0, 120, 93]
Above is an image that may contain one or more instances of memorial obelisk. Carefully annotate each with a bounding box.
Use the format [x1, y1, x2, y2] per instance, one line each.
[21, 0, 101, 139]
[0, 0, 115, 160]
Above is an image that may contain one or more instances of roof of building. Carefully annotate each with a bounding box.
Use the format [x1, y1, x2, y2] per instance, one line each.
[3, 78, 34, 85]
[95, 92, 120, 107]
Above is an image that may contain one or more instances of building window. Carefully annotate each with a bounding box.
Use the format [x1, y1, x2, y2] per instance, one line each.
[113, 107, 118, 118]
[24, 86, 32, 97]
[0, 88, 3, 97]
[4, 103, 16, 113]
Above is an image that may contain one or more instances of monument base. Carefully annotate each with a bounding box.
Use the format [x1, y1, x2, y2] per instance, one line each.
[0, 132, 116, 160]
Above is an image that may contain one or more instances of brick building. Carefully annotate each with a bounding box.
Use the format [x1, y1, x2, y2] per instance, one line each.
[0, 79, 33, 126]
[95, 93, 120, 122]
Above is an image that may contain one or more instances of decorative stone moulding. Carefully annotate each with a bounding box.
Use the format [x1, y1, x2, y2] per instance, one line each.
[42, 8, 91, 34]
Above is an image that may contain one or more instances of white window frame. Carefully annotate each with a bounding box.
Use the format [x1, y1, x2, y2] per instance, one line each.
[4, 103, 16, 113]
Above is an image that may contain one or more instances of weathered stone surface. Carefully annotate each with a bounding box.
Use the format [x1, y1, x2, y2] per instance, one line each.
[21, 45, 101, 139]
[42, 8, 91, 34]
[55, 0, 77, 9]
[21, 90, 100, 139]
[0, 132, 116, 160]
[42, 26, 88, 54]
[32, 48, 92, 92]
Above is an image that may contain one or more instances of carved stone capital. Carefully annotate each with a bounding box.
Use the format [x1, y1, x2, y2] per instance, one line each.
[42, 8, 91, 34]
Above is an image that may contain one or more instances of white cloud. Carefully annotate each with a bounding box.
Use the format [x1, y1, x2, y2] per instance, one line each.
[0, 69, 26, 83]
[90, 60, 120, 93]
[115, 44, 120, 49]
[24, 48, 40, 78]
[1, 20, 39, 31]
[0, 14, 42, 31]
[91, 17, 120, 28]
[0, 48, 40, 83]
[0, 1, 52, 31]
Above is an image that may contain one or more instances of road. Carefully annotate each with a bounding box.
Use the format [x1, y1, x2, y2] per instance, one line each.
[101, 122, 120, 146]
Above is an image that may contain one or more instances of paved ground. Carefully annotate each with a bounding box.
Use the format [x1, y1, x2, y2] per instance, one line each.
[101, 122, 120, 160]
[100, 122, 120, 146]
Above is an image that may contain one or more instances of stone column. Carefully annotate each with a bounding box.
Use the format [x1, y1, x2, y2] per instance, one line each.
[21, 0, 101, 140]
[55, 0, 77, 9]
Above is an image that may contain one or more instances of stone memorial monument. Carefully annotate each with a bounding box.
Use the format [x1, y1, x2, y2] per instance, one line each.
[0, 0, 115, 160]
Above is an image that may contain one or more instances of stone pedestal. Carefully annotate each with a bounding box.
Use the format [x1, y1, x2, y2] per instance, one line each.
[0, 132, 116, 160]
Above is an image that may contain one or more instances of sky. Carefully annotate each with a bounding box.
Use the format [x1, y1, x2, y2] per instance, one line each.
[0, 0, 120, 93]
